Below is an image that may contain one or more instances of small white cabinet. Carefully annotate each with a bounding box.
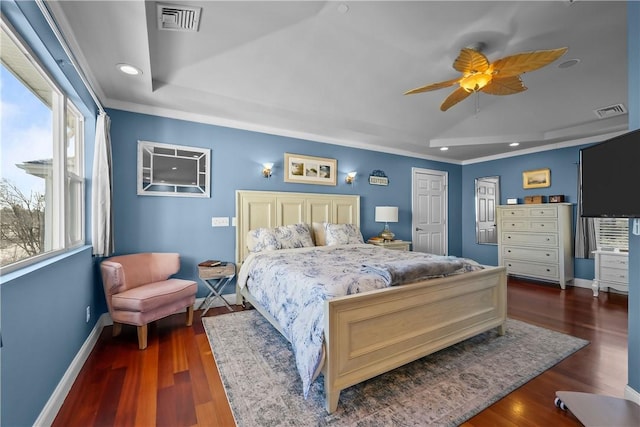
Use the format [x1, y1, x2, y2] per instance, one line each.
[592, 250, 629, 296]
[497, 203, 573, 289]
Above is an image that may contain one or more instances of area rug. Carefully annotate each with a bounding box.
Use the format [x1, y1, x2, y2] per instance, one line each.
[203, 311, 588, 426]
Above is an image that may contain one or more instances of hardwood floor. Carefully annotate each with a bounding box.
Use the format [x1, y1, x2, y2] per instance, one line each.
[53, 279, 628, 426]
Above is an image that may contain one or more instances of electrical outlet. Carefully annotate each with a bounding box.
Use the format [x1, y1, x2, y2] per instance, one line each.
[86, 306, 90, 323]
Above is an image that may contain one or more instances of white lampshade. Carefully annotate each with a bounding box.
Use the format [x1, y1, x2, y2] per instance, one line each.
[375, 206, 398, 223]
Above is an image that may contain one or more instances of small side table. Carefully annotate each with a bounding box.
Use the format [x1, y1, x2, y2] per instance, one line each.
[197, 262, 235, 315]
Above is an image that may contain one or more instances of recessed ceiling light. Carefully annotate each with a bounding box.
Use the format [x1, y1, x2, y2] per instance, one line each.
[337, 3, 349, 14]
[558, 58, 580, 69]
[509, 142, 520, 147]
[116, 63, 142, 75]
[440, 147, 449, 151]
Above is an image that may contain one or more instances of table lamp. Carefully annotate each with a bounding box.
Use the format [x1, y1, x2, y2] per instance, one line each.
[375, 206, 398, 241]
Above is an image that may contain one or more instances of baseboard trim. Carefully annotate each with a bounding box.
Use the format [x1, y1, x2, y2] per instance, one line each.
[625, 384, 640, 405]
[34, 312, 110, 426]
[571, 278, 592, 290]
[33, 294, 237, 425]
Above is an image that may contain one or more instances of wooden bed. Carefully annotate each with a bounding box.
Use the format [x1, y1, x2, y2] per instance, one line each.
[235, 190, 507, 413]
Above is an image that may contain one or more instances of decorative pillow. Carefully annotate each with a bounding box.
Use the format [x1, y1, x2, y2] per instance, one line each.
[312, 222, 327, 246]
[273, 223, 315, 249]
[246, 228, 280, 253]
[324, 223, 364, 246]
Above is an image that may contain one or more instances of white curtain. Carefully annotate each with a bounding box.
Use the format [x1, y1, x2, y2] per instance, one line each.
[91, 112, 114, 256]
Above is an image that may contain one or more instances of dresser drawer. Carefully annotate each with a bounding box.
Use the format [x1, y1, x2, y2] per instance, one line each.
[599, 267, 628, 284]
[504, 260, 559, 280]
[500, 208, 528, 218]
[501, 220, 557, 232]
[503, 246, 559, 263]
[502, 232, 558, 247]
[528, 208, 558, 218]
[530, 220, 557, 231]
[600, 254, 629, 269]
[501, 220, 530, 231]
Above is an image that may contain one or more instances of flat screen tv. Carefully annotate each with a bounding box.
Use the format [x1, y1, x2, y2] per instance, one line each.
[580, 128, 640, 218]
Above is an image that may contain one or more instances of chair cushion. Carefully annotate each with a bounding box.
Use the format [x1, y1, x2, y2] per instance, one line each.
[111, 278, 197, 312]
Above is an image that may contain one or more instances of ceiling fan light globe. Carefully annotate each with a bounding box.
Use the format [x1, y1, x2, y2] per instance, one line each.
[460, 73, 492, 93]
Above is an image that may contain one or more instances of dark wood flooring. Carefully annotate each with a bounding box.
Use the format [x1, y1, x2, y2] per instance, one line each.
[52, 278, 628, 426]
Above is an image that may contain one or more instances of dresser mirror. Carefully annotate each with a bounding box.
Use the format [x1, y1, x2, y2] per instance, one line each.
[137, 140, 210, 197]
[475, 176, 500, 244]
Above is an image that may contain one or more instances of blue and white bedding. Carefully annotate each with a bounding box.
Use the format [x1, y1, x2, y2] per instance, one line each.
[236, 243, 483, 397]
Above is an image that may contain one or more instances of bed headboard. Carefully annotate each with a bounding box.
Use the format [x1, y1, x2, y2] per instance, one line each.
[235, 190, 361, 265]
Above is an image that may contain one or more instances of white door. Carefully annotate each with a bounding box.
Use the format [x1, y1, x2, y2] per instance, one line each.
[412, 168, 447, 255]
[476, 177, 498, 244]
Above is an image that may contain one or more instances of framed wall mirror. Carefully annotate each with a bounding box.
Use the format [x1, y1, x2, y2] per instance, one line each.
[475, 176, 500, 244]
[137, 140, 210, 197]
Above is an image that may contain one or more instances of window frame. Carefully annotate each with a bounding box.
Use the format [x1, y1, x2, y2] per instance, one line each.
[0, 19, 86, 275]
[595, 218, 629, 252]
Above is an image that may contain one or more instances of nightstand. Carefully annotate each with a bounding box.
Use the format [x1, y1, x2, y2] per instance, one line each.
[592, 250, 628, 296]
[367, 239, 411, 251]
[197, 261, 235, 315]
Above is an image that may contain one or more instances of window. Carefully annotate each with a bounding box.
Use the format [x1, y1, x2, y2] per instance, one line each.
[595, 218, 629, 251]
[0, 22, 85, 272]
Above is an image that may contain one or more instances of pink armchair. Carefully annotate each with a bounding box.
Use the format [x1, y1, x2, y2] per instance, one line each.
[100, 252, 197, 349]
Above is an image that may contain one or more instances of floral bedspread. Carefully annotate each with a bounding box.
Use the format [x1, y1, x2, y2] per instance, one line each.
[236, 244, 483, 397]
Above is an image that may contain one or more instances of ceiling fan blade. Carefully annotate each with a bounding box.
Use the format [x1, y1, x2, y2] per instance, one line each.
[491, 47, 569, 77]
[404, 77, 461, 95]
[453, 48, 490, 74]
[440, 87, 472, 111]
[481, 75, 527, 95]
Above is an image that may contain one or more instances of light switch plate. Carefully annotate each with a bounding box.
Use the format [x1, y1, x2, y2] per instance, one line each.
[211, 217, 229, 227]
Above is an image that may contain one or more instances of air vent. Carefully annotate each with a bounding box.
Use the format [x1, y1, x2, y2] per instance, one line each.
[593, 103, 627, 119]
[157, 3, 201, 32]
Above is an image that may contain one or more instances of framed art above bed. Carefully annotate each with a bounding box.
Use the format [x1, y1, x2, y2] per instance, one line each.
[284, 153, 337, 186]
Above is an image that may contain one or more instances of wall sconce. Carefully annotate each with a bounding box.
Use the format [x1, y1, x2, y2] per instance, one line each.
[262, 162, 273, 178]
[345, 171, 357, 184]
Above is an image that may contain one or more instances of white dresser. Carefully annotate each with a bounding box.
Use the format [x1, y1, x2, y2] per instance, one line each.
[592, 250, 629, 296]
[497, 203, 573, 289]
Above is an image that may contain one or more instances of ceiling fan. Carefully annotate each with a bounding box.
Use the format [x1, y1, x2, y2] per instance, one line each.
[404, 44, 568, 111]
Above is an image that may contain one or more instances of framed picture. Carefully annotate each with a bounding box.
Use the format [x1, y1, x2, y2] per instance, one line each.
[137, 140, 210, 197]
[522, 168, 551, 189]
[284, 153, 337, 186]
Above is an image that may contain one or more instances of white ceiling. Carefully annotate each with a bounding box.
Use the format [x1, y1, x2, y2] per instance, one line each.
[47, 1, 628, 163]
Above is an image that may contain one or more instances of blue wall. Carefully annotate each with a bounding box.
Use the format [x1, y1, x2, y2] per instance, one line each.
[107, 109, 463, 295]
[626, 0, 639, 396]
[461, 144, 595, 280]
[1, 248, 97, 426]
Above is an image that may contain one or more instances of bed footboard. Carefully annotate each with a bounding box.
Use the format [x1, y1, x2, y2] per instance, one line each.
[323, 266, 507, 413]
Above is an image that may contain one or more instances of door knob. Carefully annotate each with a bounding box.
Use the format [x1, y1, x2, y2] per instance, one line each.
[416, 227, 424, 231]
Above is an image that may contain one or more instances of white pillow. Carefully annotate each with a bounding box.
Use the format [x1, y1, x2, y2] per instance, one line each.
[312, 222, 326, 246]
[246, 228, 280, 253]
[273, 223, 315, 249]
[324, 223, 364, 246]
